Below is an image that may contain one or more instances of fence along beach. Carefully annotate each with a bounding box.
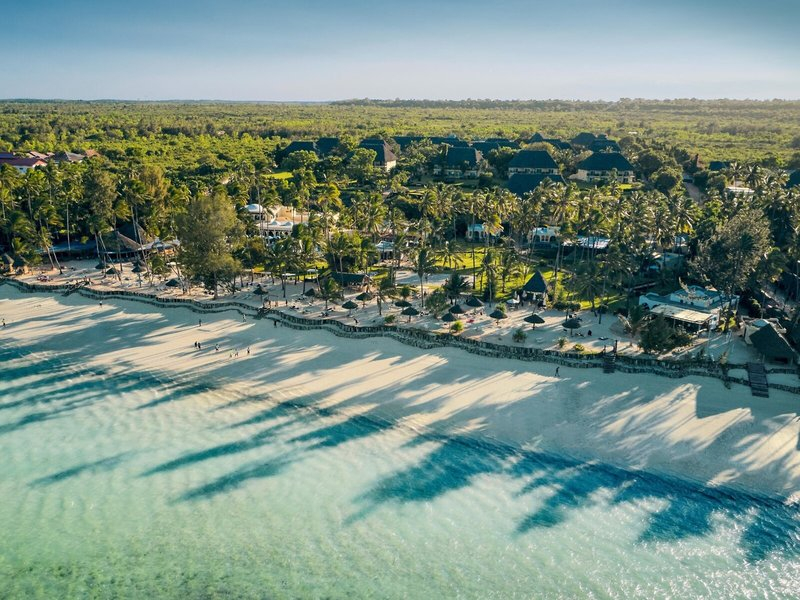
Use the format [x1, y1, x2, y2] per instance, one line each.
[2, 281, 800, 501]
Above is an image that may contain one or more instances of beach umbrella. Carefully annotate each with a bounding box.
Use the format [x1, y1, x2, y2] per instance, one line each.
[449, 304, 465, 315]
[355, 291, 373, 306]
[253, 285, 267, 296]
[95, 262, 106, 270]
[105, 267, 117, 275]
[132, 264, 145, 274]
[394, 299, 411, 308]
[401, 305, 420, 322]
[489, 308, 508, 323]
[465, 295, 484, 308]
[524, 313, 546, 327]
[563, 317, 582, 334]
[165, 277, 182, 288]
[441, 312, 457, 322]
[342, 300, 359, 310]
[303, 288, 317, 297]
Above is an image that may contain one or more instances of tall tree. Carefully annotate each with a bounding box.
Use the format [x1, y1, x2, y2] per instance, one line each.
[177, 188, 243, 298]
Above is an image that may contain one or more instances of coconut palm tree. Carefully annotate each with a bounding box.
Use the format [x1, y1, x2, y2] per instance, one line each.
[374, 275, 396, 316]
[318, 276, 342, 310]
[438, 239, 463, 270]
[497, 247, 521, 293]
[411, 245, 436, 308]
[443, 271, 469, 303]
[618, 305, 647, 349]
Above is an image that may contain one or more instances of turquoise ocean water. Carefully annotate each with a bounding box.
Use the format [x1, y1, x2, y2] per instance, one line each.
[1, 339, 799, 599]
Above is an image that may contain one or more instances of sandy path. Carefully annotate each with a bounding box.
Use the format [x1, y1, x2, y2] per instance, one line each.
[1, 288, 799, 500]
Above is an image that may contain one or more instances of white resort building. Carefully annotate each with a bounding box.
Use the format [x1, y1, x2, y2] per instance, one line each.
[639, 285, 740, 332]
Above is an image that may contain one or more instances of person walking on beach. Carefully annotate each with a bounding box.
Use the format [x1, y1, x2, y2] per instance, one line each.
[198, 319, 202, 327]
[2, 319, 5, 328]
[555, 367, 560, 377]
[274, 320, 277, 328]
[247, 347, 250, 355]
[215, 343, 219, 352]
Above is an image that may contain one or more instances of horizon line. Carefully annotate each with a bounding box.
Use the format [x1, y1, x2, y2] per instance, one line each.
[2, 97, 800, 104]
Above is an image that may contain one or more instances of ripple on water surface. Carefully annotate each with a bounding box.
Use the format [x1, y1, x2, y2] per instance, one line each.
[0, 344, 799, 598]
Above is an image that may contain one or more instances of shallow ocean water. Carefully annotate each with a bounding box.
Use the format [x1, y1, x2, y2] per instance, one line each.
[1, 342, 799, 599]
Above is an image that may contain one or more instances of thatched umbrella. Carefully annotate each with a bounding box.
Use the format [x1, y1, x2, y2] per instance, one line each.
[449, 304, 465, 315]
[465, 295, 484, 308]
[253, 284, 267, 296]
[1, 253, 13, 272]
[355, 291, 373, 307]
[394, 299, 411, 308]
[441, 312, 457, 323]
[524, 313, 546, 328]
[303, 288, 317, 297]
[132, 264, 145, 274]
[563, 317, 582, 335]
[105, 267, 117, 275]
[342, 300, 359, 315]
[401, 305, 420, 322]
[95, 262, 106, 270]
[165, 277, 182, 288]
[489, 308, 508, 324]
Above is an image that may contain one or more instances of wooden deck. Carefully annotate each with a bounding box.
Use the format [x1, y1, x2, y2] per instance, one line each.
[747, 363, 770, 397]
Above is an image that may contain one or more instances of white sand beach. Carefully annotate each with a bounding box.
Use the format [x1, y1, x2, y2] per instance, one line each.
[2, 286, 799, 501]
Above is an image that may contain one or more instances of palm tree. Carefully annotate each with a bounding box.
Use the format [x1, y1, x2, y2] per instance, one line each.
[327, 232, 352, 274]
[618, 305, 647, 349]
[411, 245, 436, 308]
[318, 276, 342, 310]
[497, 247, 521, 293]
[572, 260, 602, 310]
[374, 276, 396, 316]
[438, 239, 463, 270]
[443, 271, 469, 302]
[0, 164, 20, 223]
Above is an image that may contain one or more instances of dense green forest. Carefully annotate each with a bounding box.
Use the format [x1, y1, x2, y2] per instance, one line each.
[2, 99, 800, 168]
[1, 100, 799, 354]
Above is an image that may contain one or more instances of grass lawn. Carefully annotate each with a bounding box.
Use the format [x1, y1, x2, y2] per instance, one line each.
[264, 171, 293, 180]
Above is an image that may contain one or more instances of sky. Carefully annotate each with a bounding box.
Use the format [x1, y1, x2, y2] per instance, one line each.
[2, 0, 799, 101]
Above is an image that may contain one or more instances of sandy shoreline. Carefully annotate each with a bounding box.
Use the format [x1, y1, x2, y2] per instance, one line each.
[2, 286, 799, 501]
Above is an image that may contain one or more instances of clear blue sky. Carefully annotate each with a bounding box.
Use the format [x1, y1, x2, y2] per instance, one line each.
[2, 0, 798, 100]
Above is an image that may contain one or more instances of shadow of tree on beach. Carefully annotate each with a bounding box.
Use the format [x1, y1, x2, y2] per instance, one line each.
[4, 290, 800, 565]
[29, 453, 131, 487]
[178, 456, 293, 502]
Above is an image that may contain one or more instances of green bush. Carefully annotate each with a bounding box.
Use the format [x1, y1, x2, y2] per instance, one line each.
[573, 343, 585, 353]
[512, 328, 527, 343]
[450, 320, 464, 334]
[557, 336, 568, 349]
[384, 314, 396, 325]
[639, 316, 693, 354]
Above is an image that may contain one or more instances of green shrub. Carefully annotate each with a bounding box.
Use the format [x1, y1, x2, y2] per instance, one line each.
[512, 328, 527, 343]
[573, 343, 585, 353]
[384, 314, 396, 325]
[557, 336, 568, 349]
[450, 320, 464, 334]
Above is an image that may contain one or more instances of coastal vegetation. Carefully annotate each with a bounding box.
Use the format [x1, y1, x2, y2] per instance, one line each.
[1, 100, 799, 351]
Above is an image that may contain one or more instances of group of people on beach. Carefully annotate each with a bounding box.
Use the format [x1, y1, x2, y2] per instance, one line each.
[193, 339, 250, 358]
